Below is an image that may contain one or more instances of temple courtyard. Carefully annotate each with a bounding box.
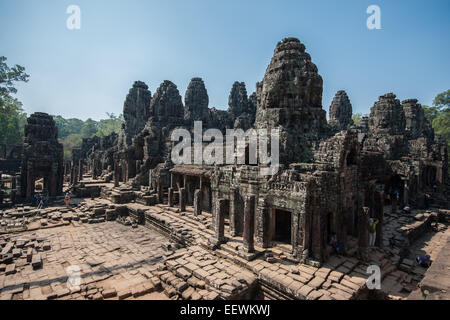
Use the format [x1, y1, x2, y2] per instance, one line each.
[1, 188, 448, 300]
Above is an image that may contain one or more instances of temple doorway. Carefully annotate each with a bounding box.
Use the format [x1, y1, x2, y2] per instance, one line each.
[270, 208, 292, 245]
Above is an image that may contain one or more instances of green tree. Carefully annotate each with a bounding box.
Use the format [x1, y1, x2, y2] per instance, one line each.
[422, 105, 439, 123]
[61, 133, 83, 160]
[80, 118, 98, 138]
[424, 89, 450, 175]
[433, 89, 450, 111]
[53, 115, 84, 139]
[95, 113, 123, 137]
[0, 56, 29, 145]
[352, 113, 368, 126]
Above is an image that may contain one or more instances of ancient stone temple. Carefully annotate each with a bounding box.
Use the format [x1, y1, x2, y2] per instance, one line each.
[70, 37, 449, 268]
[6, 35, 446, 302]
[20, 113, 64, 199]
[360, 93, 448, 209]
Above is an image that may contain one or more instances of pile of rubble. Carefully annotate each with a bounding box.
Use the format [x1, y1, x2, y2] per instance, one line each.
[0, 233, 51, 276]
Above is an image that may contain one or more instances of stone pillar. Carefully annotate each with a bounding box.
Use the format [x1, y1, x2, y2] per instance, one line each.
[358, 207, 369, 260]
[403, 180, 409, 205]
[168, 188, 174, 207]
[70, 166, 74, 184]
[391, 196, 397, 214]
[214, 198, 226, 244]
[11, 176, 16, 190]
[229, 188, 240, 236]
[26, 165, 34, 200]
[157, 181, 164, 203]
[242, 195, 255, 253]
[78, 160, 83, 181]
[49, 170, 57, 197]
[194, 189, 202, 216]
[10, 189, 16, 204]
[179, 188, 186, 212]
[374, 191, 384, 248]
[136, 160, 142, 173]
[114, 161, 120, 187]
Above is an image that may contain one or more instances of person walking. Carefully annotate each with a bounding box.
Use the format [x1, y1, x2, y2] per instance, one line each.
[368, 218, 379, 247]
[64, 192, 70, 208]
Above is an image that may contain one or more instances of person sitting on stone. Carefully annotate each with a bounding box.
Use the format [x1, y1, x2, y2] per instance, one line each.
[329, 232, 342, 255]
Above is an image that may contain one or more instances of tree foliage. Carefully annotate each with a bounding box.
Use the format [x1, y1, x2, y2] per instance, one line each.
[0, 56, 29, 145]
[423, 89, 450, 174]
[352, 113, 368, 126]
[95, 113, 123, 137]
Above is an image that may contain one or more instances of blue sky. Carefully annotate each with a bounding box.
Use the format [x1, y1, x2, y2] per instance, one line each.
[1, 0, 449, 120]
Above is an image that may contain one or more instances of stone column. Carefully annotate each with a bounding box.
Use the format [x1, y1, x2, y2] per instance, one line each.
[242, 195, 255, 253]
[73, 166, 79, 185]
[10, 189, 16, 204]
[70, 166, 74, 184]
[403, 180, 409, 205]
[114, 161, 120, 187]
[194, 189, 202, 216]
[229, 188, 240, 236]
[358, 207, 369, 260]
[374, 191, 384, 248]
[214, 198, 226, 244]
[157, 182, 164, 203]
[179, 188, 186, 212]
[391, 196, 397, 214]
[11, 176, 16, 190]
[49, 170, 57, 197]
[168, 188, 174, 207]
[26, 165, 34, 200]
[78, 160, 83, 181]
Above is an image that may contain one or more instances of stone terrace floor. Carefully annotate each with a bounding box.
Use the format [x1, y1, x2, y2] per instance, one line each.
[0, 193, 448, 300]
[0, 218, 256, 300]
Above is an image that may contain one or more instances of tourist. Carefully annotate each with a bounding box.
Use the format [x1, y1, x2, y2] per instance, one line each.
[329, 232, 342, 255]
[35, 193, 41, 207]
[37, 195, 44, 209]
[64, 192, 70, 208]
[416, 254, 431, 268]
[424, 194, 430, 209]
[394, 188, 400, 201]
[43, 193, 49, 207]
[368, 218, 379, 247]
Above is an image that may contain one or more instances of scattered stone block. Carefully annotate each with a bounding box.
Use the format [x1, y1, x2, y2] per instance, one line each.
[5, 263, 15, 275]
[31, 254, 42, 269]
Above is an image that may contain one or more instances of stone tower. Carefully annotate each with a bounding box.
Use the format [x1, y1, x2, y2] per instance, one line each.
[118, 81, 152, 149]
[149, 80, 185, 123]
[329, 90, 354, 131]
[255, 37, 328, 163]
[20, 113, 64, 199]
[184, 77, 209, 123]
